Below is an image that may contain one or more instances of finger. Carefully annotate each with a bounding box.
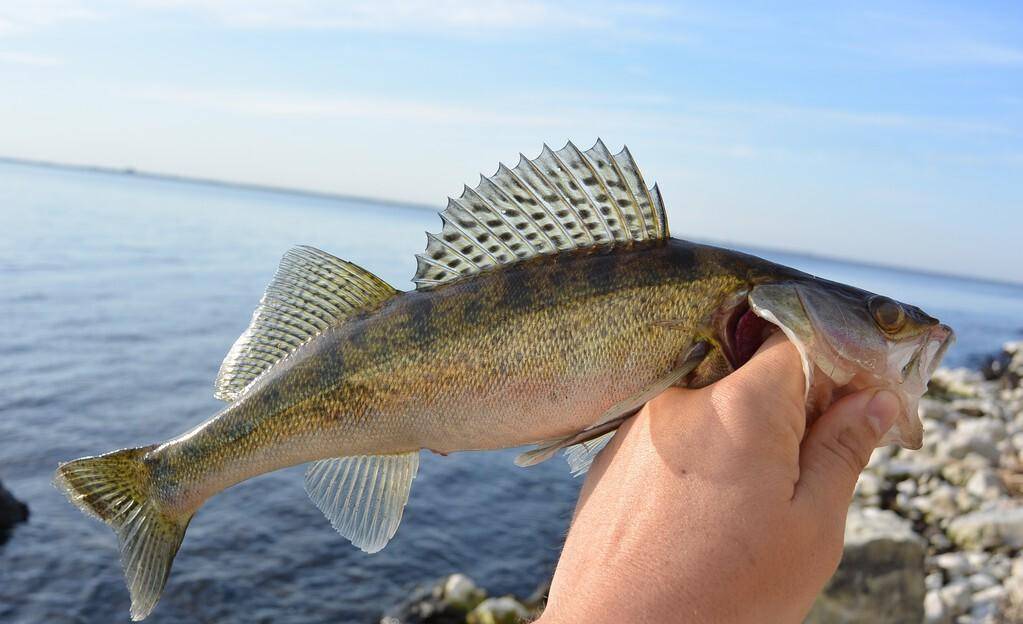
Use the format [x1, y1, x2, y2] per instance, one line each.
[732, 331, 805, 404]
[794, 389, 899, 513]
[718, 330, 807, 440]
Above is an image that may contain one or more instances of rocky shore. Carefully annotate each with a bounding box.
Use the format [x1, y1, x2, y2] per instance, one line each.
[0, 479, 29, 545]
[814, 341, 1023, 624]
[382, 342, 1023, 624]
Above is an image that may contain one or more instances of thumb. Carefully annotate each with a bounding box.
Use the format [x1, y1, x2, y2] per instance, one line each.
[794, 389, 899, 513]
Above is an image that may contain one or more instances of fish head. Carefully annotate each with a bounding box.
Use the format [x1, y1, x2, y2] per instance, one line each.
[737, 279, 954, 449]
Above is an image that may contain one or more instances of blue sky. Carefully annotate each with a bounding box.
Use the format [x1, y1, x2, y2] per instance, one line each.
[1, 1, 1021, 282]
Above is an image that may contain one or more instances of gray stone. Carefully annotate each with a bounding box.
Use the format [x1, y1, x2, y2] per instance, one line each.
[805, 508, 925, 624]
[965, 470, 1004, 500]
[466, 597, 529, 624]
[948, 504, 1023, 550]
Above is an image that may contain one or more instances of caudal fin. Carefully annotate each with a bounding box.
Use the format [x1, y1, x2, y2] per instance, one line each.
[54, 446, 191, 621]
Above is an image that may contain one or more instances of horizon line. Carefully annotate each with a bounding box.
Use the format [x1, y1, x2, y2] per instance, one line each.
[3, 154, 1020, 290]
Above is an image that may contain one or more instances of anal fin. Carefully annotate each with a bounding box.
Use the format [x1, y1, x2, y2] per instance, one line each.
[304, 451, 419, 553]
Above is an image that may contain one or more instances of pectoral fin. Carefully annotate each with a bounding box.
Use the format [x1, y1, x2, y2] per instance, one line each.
[516, 341, 710, 473]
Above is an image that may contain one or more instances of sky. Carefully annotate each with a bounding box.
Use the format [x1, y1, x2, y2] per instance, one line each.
[1, 1, 1021, 282]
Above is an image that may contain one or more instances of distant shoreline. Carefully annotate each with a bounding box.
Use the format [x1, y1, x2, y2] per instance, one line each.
[3, 154, 1020, 290]
[0, 154, 437, 214]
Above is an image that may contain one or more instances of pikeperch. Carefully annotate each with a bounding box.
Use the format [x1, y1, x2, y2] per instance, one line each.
[55, 140, 954, 620]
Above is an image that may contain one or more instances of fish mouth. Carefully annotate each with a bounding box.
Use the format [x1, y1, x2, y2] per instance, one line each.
[905, 323, 955, 382]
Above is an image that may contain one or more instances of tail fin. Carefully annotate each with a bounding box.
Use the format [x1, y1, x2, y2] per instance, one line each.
[54, 445, 191, 621]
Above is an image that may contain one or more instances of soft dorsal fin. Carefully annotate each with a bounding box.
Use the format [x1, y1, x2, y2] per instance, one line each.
[413, 139, 668, 290]
[214, 246, 398, 401]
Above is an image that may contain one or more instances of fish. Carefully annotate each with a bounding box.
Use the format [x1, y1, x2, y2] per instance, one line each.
[54, 140, 954, 620]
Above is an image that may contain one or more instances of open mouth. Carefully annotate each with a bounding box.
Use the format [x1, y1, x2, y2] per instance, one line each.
[722, 298, 778, 369]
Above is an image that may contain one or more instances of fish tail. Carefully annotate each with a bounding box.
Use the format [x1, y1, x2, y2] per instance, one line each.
[54, 445, 191, 621]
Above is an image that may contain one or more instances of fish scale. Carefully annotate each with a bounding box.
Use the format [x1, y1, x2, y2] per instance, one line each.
[54, 140, 954, 620]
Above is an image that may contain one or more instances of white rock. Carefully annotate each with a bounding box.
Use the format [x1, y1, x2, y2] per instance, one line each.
[935, 552, 971, 576]
[926, 571, 945, 591]
[948, 504, 1023, 550]
[988, 554, 1011, 580]
[926, 484, 960, 520]
[944, 420, 1003, 462]
[930, 368, 982, 398]
[973, 584, 1006, 605]
[965, 552, 990, 572]
[965, 469, 1004, 500]
[443, 573, 486, 611]
[856, 472, 883, 499]
[940, 580, 972, 616]
[968, 573, 997, 591]
[925, 590, 951, 624]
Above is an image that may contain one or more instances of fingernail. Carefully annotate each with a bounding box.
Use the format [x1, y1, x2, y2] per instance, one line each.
[867, 389, 899, 435]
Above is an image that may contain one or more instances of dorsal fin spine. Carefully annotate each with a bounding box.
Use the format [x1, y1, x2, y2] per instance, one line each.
[449, 197, 506, 262]
[441, 199, 497, 262]
[477, 172, 556, 253]
[518, 154, 592, 247]
[594, 139, 647, 242]
[441, 213, 502, 264]
[567, 141, 630, 245]
[509, 157, 576, 246]
[425, 231, 474, 271]
[462, 183, 536, 257]
[650, 183, 669, 238]
[620, 146, 663, 238]
[533, 145, 598, 246]
[546, 144, 612, 244]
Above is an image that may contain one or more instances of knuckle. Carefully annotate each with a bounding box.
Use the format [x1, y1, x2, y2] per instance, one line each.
[821, 427, 871, 480]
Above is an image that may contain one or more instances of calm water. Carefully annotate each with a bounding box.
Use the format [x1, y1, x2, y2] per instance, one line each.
[2, 162, 1021, 623]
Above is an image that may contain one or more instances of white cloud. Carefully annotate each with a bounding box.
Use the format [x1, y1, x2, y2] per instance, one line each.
[130, 85, 568, 127]
[0, 51, 62, 66]
[893, 40, 1023, 68]
[133, 0, 622, 33]
[0, 1, 98, 36]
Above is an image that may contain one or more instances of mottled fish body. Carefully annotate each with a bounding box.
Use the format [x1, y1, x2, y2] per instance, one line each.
[55, 141, 954, 620]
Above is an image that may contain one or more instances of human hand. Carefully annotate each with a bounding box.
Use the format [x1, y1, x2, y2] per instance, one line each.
[537, 332, 900, 624]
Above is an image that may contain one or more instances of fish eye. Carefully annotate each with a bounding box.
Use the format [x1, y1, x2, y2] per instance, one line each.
[869, 296, 906, 333]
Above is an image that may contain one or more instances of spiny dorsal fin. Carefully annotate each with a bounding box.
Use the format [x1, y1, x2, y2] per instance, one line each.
[215, 246, 398, 402]
[304, 452, 419, 553]
[413, 139, 668, 290]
